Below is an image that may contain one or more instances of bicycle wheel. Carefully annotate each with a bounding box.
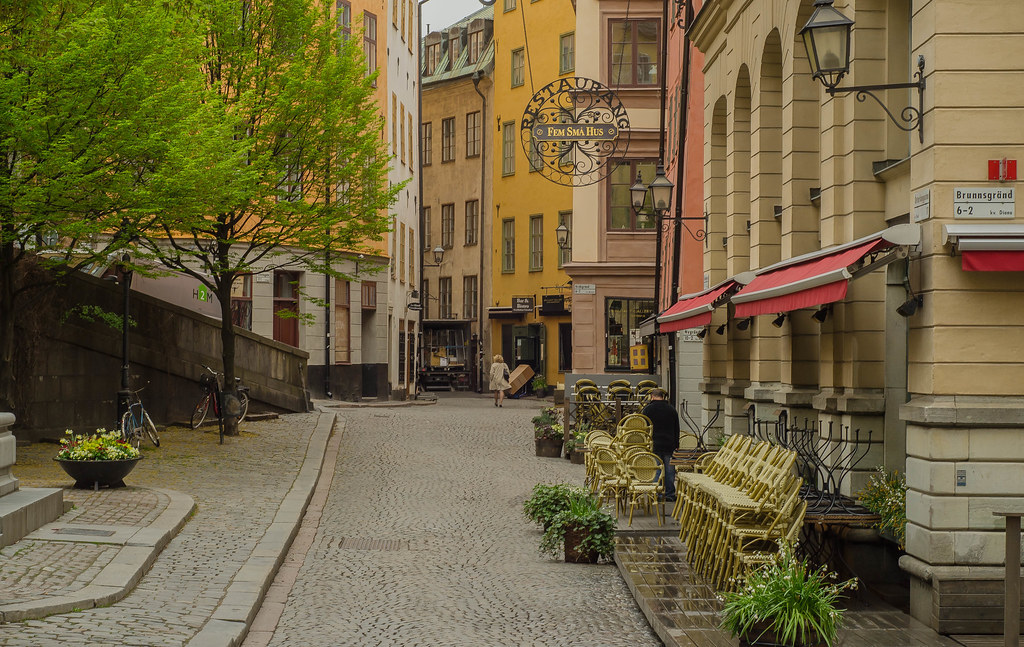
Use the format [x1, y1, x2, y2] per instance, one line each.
[238, 390, 250, 423]
[190, 395, 210, 429]
[142, 410, 160, 447]
[120, 411, 141, 448]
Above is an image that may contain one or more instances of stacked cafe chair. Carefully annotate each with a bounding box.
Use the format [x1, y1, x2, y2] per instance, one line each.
[624, 452, 665, 527]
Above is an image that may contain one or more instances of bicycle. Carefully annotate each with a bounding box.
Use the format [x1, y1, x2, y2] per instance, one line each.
[121, 387, 160, 448]
[190, 365, 250, 431]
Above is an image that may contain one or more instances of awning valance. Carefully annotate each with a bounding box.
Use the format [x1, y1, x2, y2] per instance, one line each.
[731, 224, 920, 318]
[943, 224, 1024, 271]
[656, 278, 747, 333]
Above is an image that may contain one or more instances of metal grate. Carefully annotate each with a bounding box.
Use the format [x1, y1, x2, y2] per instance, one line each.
[339, 537, 408, 551]
[53, 527, 116, 537]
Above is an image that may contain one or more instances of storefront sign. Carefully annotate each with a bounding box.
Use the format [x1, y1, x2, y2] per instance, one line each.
[512, 297, 535, 312]
[573, 283, 596, 295]
[629, 344, 649, 371]
[954, 187, 1015, 219]
[540, 294, 568, 314]
[520, 77, 629, 187]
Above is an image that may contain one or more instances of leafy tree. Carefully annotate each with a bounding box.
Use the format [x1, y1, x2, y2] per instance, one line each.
[0, 0, 223, 410]
[134, 0, 398, 434]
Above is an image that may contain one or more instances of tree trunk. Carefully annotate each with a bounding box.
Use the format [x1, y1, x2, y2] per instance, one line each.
[218, 271, 239, 436]
[0, 240, 18, 411]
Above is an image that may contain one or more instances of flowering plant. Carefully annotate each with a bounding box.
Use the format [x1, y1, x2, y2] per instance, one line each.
[858, 466, 907, 548]
[56, 429, 141, 461]
[532, 407, 564, 442]
[719, 543, 857, 647]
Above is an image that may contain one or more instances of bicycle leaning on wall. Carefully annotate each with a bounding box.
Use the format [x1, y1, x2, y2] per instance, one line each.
[190, 365, 250, 432]
[121, 387, 160, 448]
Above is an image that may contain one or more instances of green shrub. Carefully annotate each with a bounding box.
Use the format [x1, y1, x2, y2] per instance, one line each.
[858, 466, 907, 549]
[539, 490, 616, 561]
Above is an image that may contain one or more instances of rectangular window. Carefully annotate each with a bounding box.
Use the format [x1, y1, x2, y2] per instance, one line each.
[335, 279, 350, 363]
[398, 326, 406, 383]
[528, 133, 543, 172]
[423, 206, 432, 250]
[465, 111, 481, 158]
[425, 43, 441, 75]
[278, 133, 302, 202]
[449, 32, 461, 63]
[421, 122, 432, 166]
[501, 121, 515, 176]
[558, 322, 573, 372]
[439, 277, 453, 319]
[399, 103, 406, 166]
[421, 279, 429, 318]
[468, 29, 483, 64]
[441, 117, 455, 163]
[610, 19, 660, 87]
[605, 297, 655, 370]
[399, 222, 406, 283]
[559, 32, 575, 74]
[502, 218, 515, 273]
[273, 270, 300, 347]
[391, 94, 397, 155]
[361, 280, 377, 309]
[408, 114, 414, 169]
[400, 0, 406, 37]
[511, 48, 525, 87]
[529, 214, 543, 271]
[337, 1, 351, 40]
[364, 12, 378, 82]
[441, 203, 455, 249]
[463, 275, 478, 320]
[465, 200, 478, 245]
[408, 1, 414, 50]
[408, 227, 415, 284]
[609, 160, 657, 230]
[230, 273, 253, 331]
[558, 210, 572, 268]
[392, 0, 398, 25]
[504, 0, 515, 12]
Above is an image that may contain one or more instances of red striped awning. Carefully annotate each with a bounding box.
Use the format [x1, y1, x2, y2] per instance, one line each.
[733, 233, 901, 319]
[962, 250, 1024, 272]
[657, 281, 737, 333]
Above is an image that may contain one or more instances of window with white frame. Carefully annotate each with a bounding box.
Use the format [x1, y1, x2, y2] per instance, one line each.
[502, 121, 515, 176]
[441, 203, 455, 249]
[558, 210, 572, 268]
[463, 275, 478, 320]
[511, 48, 525, 87]
[502, 218, 515, 273]
[559, 32, 575, 74]
[439, 277, 453, 318]
[465, 200, 478, 245]
[529, 214, 543, 271]
[441, 117, 455, 162]
[466, 111, 481, 158]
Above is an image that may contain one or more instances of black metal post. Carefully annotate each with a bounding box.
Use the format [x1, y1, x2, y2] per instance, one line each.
[116, 253, 132, 426]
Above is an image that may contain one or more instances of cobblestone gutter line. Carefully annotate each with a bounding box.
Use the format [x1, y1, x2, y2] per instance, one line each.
[185, 412, 336, 647]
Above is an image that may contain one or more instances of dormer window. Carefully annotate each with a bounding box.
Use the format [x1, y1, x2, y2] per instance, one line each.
[467, 27, 483, 63]
[425, 42, 441, 75]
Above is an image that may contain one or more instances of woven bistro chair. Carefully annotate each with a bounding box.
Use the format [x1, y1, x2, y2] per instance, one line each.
[625, 452, 665, 527]
[584, 433, 613, 491]
[607, 379, 632, 390]
[593, 447, 629, 516]
[616, 413, 653, 435]
[635, 379, 658, 391]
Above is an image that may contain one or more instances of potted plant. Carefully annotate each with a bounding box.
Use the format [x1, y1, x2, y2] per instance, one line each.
[54, 428, 143, 489]
[720, 543, 857, 647]
[532, 407, 564, 458]
[858, 466, 907, 548]
[523, 483, 588, 530]
[539, 490, 616, 563]
[531, 374, 548, 398]
[565, 426, 588, 464]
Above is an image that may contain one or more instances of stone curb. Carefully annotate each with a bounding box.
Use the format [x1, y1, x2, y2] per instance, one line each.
[0, 487, 196, 623]
[185, 411, 336, 647]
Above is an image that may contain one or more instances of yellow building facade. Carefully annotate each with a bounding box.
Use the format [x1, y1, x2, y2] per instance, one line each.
[489, 0, 576, 391]
[690, 0, 1024, 634]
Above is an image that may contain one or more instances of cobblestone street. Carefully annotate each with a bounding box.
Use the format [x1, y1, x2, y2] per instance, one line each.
[258, 395, 660, 647]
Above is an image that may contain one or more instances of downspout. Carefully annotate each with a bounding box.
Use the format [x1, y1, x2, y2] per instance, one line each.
[416, 0, 430, 397]
[656, 0, 669, 383]
[324, 249, 332, 398]
[472, 69, 488, 393]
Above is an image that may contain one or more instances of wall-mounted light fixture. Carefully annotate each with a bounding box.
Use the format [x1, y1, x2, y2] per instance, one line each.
[555, 223, 570, 250]
[771, 313, 787, 328]
[896, 295, 922, 317]
[800, 0, 926, 143]
[715, 323, 727, 335]
[696, 327, 708, 339]
[736, 317, 752, 331]
[423, 246, 445, 267]
[811, 304, 831, 323]
[630, 163, 708, 243]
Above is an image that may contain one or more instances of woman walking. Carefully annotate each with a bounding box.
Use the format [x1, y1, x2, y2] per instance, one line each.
[489, 354, 511, 407]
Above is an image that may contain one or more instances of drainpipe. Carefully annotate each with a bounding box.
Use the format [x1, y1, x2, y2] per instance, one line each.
[472, 69, 488, 393]
[416, 0, 430, 397]
[324, 249, 332, 398]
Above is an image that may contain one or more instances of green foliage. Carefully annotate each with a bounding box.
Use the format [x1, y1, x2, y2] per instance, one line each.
[719, 543, 857, 647]
[858, 467, 907, 548]
[564, 426, 588, 453]
[59, 305, 133, 331]
[531, 374, 547, 389]
[523, 483, 588, 527]
[539, 490, 617, 561]
[56, 429, 140, 461]
[532, 406, 563, 442]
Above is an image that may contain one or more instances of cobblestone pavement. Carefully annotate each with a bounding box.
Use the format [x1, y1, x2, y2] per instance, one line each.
[258, 395, 662, 647]
[0, 414, 319, 647]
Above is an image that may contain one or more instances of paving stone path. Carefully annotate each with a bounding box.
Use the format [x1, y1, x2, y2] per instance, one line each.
[257, 396, 661, 647]
[0, 414, 318, 647]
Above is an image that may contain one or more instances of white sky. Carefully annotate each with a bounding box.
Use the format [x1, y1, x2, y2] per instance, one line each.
[420, 0, 489, 33]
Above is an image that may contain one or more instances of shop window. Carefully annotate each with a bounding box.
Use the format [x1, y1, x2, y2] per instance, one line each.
[230, 273, 253, 331]
[609, 19, 660, 87]
[609, 160, 657, 230]
[335, 279, 350, 363]
[605, 297, 654, 370]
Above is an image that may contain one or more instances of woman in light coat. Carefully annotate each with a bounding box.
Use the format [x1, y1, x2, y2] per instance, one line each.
[489, 354, 511, 407]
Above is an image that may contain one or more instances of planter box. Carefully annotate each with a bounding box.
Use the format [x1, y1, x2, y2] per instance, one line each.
[55, 457, 142, 489]
[535, 437, 562, 458]
[564, 525, 599, 563]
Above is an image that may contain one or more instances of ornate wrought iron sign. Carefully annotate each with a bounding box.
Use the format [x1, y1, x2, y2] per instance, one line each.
[520, 77, 629, 187]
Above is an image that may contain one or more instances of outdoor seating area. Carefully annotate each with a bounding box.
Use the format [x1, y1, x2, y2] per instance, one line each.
[672, 434, 805, 591]
[569, 379, 659, 431]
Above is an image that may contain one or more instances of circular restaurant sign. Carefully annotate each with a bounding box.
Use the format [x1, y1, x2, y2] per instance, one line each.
[520, 77, 630, 187]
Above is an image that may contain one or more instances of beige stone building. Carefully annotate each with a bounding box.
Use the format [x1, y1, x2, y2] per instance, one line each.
[420, 7, 494, 391]
[688, 0, 1024, 634]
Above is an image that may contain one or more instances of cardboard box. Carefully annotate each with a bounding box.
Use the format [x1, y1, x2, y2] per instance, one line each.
[508, 365, 535, 394]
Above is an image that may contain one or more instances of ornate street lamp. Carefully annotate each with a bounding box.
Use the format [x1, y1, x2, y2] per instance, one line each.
[630, 163, 707, 241]
[800, 0, 926, 143]
[423, 245, 445, 267]
[555, 223, 570, 250]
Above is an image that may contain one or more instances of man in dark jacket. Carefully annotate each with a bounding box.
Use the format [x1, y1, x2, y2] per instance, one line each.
[641, 388, 680, 501]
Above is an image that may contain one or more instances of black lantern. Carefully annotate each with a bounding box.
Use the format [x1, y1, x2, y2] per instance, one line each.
[629, 171, 648, 211]
[432, 245, 444, 265]
[799, 0, 854, 91]
[555, 223, 569, 250]
[649, 164, 674, 213]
